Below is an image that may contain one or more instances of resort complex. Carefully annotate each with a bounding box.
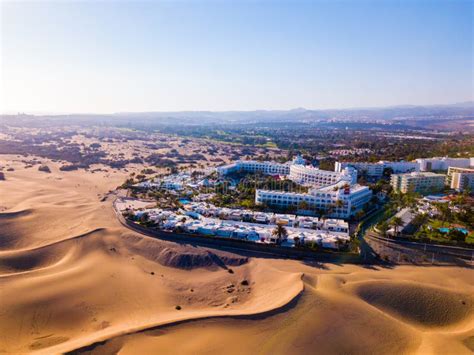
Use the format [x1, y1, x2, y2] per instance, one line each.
[218, 156, 371, 219]
[117, 152, 473, 254]
[2, 2, 474, 353]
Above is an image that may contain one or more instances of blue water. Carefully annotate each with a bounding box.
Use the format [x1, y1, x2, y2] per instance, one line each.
[438, 227, 468, 235]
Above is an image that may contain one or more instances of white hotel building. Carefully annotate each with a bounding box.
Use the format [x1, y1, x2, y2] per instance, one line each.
[216, 159, 292, 176]
[335, 160, 419, 179]
[416, 157, 474, 172]
[290, 163, 357, 186]
[391, 172, 446, 194]
[218, 156, 372, 219]
[255, 183, 371, 219]
[448, 167, 474, 192]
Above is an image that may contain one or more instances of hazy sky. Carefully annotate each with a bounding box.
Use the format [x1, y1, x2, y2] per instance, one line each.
[1, 0, 472, 114]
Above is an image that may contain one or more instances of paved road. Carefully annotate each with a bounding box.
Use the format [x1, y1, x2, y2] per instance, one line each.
[365, 231, 474, 266]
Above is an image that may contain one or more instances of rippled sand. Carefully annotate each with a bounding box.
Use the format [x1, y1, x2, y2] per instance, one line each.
[0, 156, 472, 354]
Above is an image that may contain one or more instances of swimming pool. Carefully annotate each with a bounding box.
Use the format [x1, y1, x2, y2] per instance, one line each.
[438, 227, 468, 235]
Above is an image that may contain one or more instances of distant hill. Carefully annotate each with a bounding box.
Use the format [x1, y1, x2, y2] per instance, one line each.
[1, 102, 473, 128]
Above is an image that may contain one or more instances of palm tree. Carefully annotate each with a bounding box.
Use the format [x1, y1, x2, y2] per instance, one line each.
[334, 237, 345, 251]
[377, 221, 389, 237]
[390, 216, 404, 236]
[272, 223, 288, 245]
[293, 236, 301, 247]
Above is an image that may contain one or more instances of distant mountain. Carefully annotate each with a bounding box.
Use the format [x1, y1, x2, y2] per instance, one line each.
[111, 102, 474, 123]
[1, 102, 473, 128]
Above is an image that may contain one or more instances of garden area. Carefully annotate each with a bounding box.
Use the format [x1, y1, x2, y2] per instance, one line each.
[375, 192, 473, 246]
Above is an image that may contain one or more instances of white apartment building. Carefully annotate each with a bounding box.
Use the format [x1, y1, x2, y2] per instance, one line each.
[290, 164, 357, 186]
[391, 172, 446, 194]
[448, 167, 474, 192]
[335, 160, 419, 179]
[255, 182, 372, 219]
[218, 155, 358, 187]
[416, 157, 473, 172]
[216, 160, 291, 176]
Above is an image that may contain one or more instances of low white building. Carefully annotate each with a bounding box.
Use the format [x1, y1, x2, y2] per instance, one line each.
[323, 219, 350, 233]
[127, 204, 351, 250]
[416, 157, 473, 172]
[272, 214, 298, 227]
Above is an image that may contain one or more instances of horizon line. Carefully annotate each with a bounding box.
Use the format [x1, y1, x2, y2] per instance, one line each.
[2, 100, 474, 117]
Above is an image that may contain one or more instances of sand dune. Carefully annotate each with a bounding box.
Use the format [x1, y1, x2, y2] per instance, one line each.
[120, 233, 248, 270]
[0, 156, 473, 354]
[353, 281, 473, 329]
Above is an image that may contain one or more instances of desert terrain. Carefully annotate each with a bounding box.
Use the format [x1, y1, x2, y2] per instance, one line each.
[0, 155, 473, 354]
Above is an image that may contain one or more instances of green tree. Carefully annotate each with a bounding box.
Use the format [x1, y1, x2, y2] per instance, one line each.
[390, 216, 404, 235]
[435, 202, 452, 223]
[448, 229, 466, 243]
[377, 221, 389, 237]
[335, 237, 345, 251]
[272, 224, 288, 245]
[293, 236, 301, 247]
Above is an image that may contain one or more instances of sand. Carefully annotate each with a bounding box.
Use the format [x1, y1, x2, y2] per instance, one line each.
[0, 155, 473, 354]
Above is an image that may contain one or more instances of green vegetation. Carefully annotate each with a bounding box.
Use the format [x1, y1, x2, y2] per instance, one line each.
[160, 124, 474, 161]
[210, 173, 307, 210]
[375, 190, 473, 245]
[271, 224, 288, 245]
[389, 216, 404, 235]
[413, 196, 473, 245]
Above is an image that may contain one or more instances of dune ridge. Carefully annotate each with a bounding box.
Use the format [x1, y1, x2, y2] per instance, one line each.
[0, 228, 107, 276]
[0, 157, 473, 354]
[43, 272, 304, 354]
[353, 280, 474, 329]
